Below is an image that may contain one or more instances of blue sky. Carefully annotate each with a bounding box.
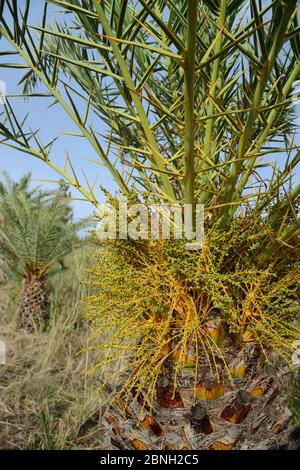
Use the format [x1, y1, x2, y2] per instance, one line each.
[0, 1, 119, 221]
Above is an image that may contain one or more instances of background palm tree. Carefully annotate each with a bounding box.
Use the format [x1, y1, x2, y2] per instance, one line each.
[0, 172, 83, 331]
[0, 0, 299, 449]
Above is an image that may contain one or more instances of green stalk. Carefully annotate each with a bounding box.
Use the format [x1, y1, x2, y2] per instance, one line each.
[92, 0, 176, 204]
[221, 0, 297, 216]
[201, 0, 227, 183]
[184, 0, 198, 235]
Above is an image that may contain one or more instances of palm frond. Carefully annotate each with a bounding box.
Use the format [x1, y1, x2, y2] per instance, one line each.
[0, 173, 85, 277]
[0, 0, 299, 256]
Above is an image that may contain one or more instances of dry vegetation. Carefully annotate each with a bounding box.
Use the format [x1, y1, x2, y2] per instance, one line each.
[0, 248, 105, 450]
[0, 242, 299, 450]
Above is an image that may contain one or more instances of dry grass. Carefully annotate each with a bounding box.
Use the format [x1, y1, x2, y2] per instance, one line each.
[0, 247, 105, 449]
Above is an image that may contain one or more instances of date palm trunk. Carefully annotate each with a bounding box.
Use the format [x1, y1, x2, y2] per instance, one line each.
[102, 334, 292, 450]
[17, 273, 50, 332]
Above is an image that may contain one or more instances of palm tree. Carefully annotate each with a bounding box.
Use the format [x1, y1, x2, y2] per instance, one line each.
[0, 0, 299, 449]
[0, 173, 82, 332]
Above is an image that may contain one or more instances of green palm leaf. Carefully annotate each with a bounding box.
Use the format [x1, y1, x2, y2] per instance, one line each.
[0, 0, 298, 256]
